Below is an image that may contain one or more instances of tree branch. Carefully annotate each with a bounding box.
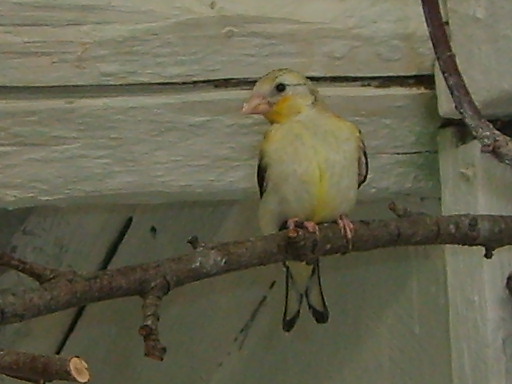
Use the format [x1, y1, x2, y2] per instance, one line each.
[139, 279, 170, 361]
[0, 350, 89, 383]
[1, 214, 511, 333]
[0, 252, 70, 285]
[421, 0, 512, 165]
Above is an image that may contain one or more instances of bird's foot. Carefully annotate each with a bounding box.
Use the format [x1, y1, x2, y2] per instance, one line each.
[286, 218, 319, 234]
[302, 221, 319, 235]
[337, 214, 354, 250]
[286, 218, 300, 230]
[286, 218, 320, 265]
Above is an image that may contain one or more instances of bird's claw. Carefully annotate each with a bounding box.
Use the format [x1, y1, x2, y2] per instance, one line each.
[302, 221, 319, 234]
[286, 218, 300, 230]
[337, 214, 354, 250]
[286, 218, 319, 234]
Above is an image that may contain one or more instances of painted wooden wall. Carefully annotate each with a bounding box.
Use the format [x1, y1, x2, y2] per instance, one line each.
[0, 0, 436, 208]
[1, 0, 511, 383]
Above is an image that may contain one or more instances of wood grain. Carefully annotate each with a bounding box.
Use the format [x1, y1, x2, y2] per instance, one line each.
[0, 0, 433, 86]
[0, 86, 440, 207]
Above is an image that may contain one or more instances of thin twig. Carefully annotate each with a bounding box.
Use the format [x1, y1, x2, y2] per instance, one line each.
[139, 279, 170, 361]
[0, 350, 89, 383]
[0, 252, 64, 285]
[421, 0, 512, 165]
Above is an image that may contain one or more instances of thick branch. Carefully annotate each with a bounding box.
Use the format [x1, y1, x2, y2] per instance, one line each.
[421, 0, 512, 165]
[0, 350, 89, 383]
[1, 214, 512, 326]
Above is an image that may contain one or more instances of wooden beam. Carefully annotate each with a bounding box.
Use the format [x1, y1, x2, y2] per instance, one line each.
[0, 0, 432, 86]
[0, 86, 440, 207]
[438, 128, 512, 383]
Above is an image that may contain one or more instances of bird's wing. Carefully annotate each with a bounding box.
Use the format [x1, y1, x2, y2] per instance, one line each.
[323, 106, 368, 189]
[257, 154, 267, 199]
[358, 134, 369, 189]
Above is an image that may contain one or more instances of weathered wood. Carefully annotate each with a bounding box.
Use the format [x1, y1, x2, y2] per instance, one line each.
[435, 0, 512, 117]
[0, 0, 433, 86]
[0, 208, 32, 252]
[0, 86, 440, 208]
[438, 128, 512, 384]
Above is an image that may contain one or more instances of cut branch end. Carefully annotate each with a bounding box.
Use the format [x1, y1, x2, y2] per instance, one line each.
[0, 350, 90, 383]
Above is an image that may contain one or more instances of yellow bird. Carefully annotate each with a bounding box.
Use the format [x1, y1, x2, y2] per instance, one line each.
[242, 68, 368, 332]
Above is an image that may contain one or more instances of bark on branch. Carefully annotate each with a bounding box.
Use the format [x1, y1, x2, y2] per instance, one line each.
[421, 0, 512, 165]
[139, 279, 170, 361]
[1, 214, 511, 331]
[0, 350, 89, 383]
[0, 252, 68, 285]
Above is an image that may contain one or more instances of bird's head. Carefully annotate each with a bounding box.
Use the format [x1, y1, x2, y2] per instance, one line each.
[242, 68, 319, 124]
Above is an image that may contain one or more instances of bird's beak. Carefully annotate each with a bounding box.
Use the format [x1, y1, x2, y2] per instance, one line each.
[242, 94, 271, 115]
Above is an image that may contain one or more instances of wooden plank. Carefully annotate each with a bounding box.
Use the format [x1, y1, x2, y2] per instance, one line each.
[59, 198, 450, 384]
[0, 207, 32, 251]
[0, 86, 440, 208]
[438, 128, 512, 384]
[0, 0, 433, 86]
[436, 0, 512, 117]
[0, 205, 134, 360]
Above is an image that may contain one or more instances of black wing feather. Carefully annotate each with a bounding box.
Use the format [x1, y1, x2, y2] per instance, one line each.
[257, 156, 267, 199]
[358, 138, 369, 189]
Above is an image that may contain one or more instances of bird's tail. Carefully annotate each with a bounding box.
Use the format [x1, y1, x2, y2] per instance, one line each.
[282, 260, 329, 332]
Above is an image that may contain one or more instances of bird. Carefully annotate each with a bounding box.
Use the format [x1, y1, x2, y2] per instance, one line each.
[242, 68, 368, 332]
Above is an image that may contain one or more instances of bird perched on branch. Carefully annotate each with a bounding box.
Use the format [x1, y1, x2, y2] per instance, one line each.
[242, 68, 368, 332]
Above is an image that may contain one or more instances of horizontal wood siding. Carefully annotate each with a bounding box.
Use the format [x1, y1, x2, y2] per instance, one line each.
[0, 0, 432, 86]
[0, 86, 439, 207]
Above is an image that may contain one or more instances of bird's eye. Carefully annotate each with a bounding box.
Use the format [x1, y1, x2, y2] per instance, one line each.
[275, 83, 287, 93]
